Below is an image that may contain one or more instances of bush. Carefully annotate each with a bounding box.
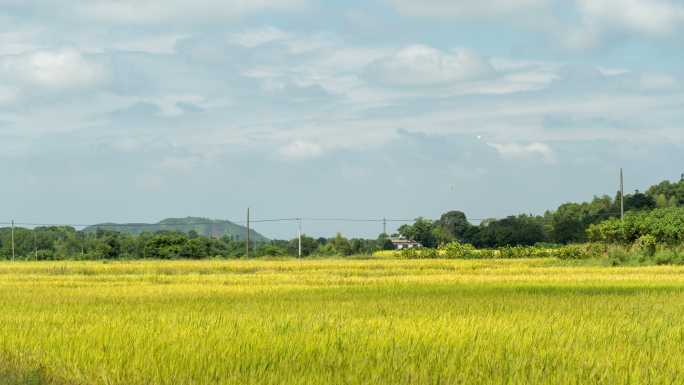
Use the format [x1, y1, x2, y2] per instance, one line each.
[607, 248, 631, 264]
[439, 242, 477, 259]
[555, 245, 590, 260]
[654, 253, 674, 265]
[588, 207, 684, 244]
[478, 249, 497, 259]
[634, 235, 657, 257]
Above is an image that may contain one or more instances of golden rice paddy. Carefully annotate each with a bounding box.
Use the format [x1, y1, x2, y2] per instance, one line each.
[1, 258, 684, 385]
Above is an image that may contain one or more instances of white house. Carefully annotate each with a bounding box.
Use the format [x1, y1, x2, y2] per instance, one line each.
[390, 238, 423, 250]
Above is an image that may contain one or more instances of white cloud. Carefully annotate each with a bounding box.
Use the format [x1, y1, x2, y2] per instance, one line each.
[576, 0, 684, 37]
[367, 45, 495, 87]
[279, 140, 324, 160]
[229, 27, 291, 48]
[488, 142, 556, 163]
[563, 0, 684, 49]
[113, 34, 187, 54]
[388, 0, 684, 50]
[70, 0, 308, 24]
[597, 66, 630, 77]
[388, 0, 547, 19]
[1, 49, 106, 89]
[140, 94, 209, 116]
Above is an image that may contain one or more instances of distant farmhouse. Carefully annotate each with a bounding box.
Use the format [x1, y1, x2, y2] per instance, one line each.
[390, 238, 423, 250]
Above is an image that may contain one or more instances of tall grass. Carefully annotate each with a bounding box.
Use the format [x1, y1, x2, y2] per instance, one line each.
[1, 259, 684, 384]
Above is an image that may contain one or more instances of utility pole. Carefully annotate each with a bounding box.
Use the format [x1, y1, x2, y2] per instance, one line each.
[34, 229, 37, 260]
[298, 218, 302, 258]
[382, 217, 387, 235]
[620, 168, 625, 222]
[11, 220, 15, 261]
[251, 208, 256, 254]
[246, 208, 250, 259]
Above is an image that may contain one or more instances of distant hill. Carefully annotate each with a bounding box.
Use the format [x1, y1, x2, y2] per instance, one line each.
[83, 217, 268, 242]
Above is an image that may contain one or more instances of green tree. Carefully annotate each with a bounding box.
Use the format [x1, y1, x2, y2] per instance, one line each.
[477, 215, 546, 247]
[376, 233, 394, 251]
[399, 218, 437, 248]
[624, 190, 656, 211]
[434, 211, 471, 243]
[330, 233, 352, 256]
[287, 235, 318, 257]
[143, 232, 188, 259]
[180, 237, 210, 259]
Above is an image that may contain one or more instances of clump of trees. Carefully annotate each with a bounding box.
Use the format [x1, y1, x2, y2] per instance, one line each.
[647, 180, 684, 208]
[588, 207, 684, 245]
[397, 212, 548, 248]
[395, 177, 684, 249]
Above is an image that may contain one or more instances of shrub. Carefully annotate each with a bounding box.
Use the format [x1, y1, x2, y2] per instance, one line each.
[478, 249, 497, 259]
[634, 235, 657, 257]
[607, 248, 631, 264]
[499, 246, 529, 259]
[555, 245, 591, 260]
[584, 243, 608, 257]
[588, 207, 684, 245]
[654, 253, 673, 265]
[439, 242, 477, 259]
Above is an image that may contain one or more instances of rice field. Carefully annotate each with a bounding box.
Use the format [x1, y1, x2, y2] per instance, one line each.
[2, 258, 684, 385]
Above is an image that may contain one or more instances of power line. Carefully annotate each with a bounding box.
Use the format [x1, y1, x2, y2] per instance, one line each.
[300, 218, 414, 223]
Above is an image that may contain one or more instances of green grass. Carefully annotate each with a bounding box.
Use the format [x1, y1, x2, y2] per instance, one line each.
[2, 259, 684, 384]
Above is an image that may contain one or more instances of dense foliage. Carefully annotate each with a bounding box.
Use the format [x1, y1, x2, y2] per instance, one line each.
[396, 242, 594, 260]
[394, 177, 684, 248]
[587, 206, 684, 244]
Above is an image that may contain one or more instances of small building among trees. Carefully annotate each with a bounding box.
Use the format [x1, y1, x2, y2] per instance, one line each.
[390, 238, 423, 250]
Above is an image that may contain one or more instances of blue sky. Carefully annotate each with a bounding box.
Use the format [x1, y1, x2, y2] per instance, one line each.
[1, 0, 683, 238]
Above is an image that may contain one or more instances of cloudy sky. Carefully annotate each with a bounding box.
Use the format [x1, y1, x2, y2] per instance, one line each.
[1, 0, 683, 238]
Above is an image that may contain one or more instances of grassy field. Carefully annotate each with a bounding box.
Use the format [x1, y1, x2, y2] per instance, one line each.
[2, 258, 684, 385]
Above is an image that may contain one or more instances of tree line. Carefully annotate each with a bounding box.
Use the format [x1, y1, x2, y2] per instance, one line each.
[395, 176, 684, 248]
[0, 227, 390, 260]
[1, 176, 682, 260]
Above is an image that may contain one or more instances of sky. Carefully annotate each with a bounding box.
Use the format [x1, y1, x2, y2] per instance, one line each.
[1, 0, 683, 239]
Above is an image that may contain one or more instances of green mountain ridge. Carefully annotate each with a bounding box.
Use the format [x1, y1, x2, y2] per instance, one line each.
[84, 217, 268, 242]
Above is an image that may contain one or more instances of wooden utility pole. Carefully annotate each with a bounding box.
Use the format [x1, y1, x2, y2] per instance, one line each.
[246, 208, 250, 259]
[11, 220, 15, 261]
[34, 229, 37, 260]
[298, 218, 302, 258]
[383, 217, 387, 235]
[620, 168, 625, 222]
